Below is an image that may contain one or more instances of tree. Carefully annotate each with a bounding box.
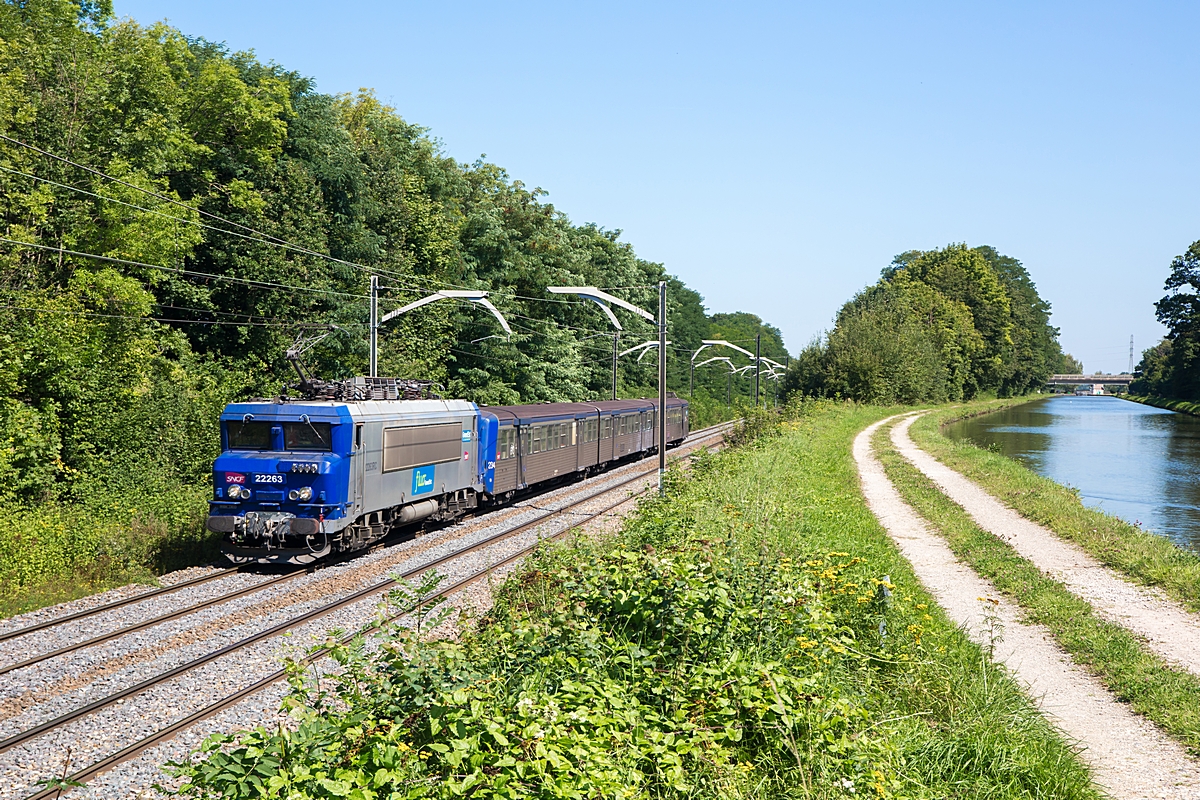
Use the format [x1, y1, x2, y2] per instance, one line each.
[786, 243, 1060, 404]
[1133, 239, 1200, 399]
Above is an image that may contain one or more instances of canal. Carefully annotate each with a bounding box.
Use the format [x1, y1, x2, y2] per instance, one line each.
[944, 395, 1200, 550]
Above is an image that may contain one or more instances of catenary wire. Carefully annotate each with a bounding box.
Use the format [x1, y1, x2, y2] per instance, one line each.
[0, 303, 301, 327]
[0, 163, 445, 292]
[0, 139, 678, 300]
[0, 237, 370, 300]
[0, 133, 480, 293]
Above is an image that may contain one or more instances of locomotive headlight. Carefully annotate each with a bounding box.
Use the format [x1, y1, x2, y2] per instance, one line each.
[288, 486, 313, 502]
[227, 485, 247, 500]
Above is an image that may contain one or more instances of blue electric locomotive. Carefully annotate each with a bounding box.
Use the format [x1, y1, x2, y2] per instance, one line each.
[207, 378, 688, 566]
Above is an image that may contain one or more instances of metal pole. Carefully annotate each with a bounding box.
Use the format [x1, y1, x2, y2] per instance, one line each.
[369, 275, 378, 377]
[754, 332, 761, 408]
[689, 359, 694, 397]
[611, 333, 619, 400]
[658, 280, 667, 494]
[727, 371, 732, 405]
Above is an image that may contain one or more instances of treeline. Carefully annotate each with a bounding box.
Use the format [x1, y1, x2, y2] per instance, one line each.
[784, 244, 1072, 404]
[0, 0, 784, 515]
[1132, 240, 1200, 399]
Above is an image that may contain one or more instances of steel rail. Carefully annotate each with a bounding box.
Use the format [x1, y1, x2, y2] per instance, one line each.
[20, 456, 698, 800]
[0, 571, 304, 677]
[0, 568, 240, 644]
[2, 423, 732, 761]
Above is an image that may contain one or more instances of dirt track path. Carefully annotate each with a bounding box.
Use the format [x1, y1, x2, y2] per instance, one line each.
[893, 413, 1200, 677]
[854, 414, 1200, 800]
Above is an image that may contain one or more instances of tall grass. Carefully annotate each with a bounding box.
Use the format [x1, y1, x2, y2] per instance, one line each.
[0, 485, 217, 618]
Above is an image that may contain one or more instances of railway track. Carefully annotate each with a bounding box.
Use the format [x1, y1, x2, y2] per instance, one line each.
[1, 421, 734, 800]
[0, 422, 733, 673]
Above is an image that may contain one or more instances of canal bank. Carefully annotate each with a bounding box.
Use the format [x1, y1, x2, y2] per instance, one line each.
[943, 395, 1200, 551]
[909, 399, 1200, 612]
[1125, 394, 1200, 417]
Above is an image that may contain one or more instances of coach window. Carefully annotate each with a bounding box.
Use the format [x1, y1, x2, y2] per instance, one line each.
[355, 424, 363, 450]
[497, 428, 515, 460]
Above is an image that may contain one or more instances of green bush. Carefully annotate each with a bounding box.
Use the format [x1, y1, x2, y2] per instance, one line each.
[168, 536, 901, 799]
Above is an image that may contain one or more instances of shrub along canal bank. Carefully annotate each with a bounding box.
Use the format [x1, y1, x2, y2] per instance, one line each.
[167, 401, 1097, 800]
[909, 402, 1200, 612]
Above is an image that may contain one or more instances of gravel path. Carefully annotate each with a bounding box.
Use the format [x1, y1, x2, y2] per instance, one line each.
[893, 413, 1200, 677]
[856, 414, 1200, 800]
[0, 429, 724, 799]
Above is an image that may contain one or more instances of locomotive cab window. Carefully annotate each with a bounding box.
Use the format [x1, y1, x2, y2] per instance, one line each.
[284, 422, 332, 451]
[228, 421, 272, 450]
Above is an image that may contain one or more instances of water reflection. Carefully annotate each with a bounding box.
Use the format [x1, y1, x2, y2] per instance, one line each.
[945, 396, 1200, 550]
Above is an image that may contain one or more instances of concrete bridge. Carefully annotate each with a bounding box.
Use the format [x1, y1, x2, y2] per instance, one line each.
[1047, 373, 1135, 386]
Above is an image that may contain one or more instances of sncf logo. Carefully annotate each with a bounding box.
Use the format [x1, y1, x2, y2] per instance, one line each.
[225, 473, 246, 484]
[412, 466, 435, 495]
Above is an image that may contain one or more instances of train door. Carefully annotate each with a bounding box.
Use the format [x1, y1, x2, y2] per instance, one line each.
[571, 420, 579, 472]
[517, 424, 528, 489]
[353, 422, 365, 515]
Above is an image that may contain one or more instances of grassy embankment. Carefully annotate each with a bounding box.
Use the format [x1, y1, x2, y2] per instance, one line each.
[167, 402, 1097, 800]
[0, 491, 215, 620]
[908, 403, 1200, 612]
[1125, 394, 1200, 417]
[875, 413, 1200, 752]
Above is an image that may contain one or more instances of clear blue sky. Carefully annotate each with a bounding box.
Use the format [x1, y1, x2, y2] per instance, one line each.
[114, 1, 1200, 374]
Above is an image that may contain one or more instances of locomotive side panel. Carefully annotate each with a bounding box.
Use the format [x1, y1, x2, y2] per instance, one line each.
[356, 409, 478, 514]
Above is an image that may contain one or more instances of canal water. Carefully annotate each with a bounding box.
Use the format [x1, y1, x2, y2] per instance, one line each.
[944, 395, 1200, 551]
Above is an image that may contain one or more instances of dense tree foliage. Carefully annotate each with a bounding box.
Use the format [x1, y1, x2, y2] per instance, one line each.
[785, 244, 1065, 404]
[1132, 239, 1200, 399]
[0, 0, 785, 517]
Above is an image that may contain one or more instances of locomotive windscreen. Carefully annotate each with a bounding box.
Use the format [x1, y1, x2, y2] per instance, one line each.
[228, 421, 272, 450]
[284, 422, 332, 451]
